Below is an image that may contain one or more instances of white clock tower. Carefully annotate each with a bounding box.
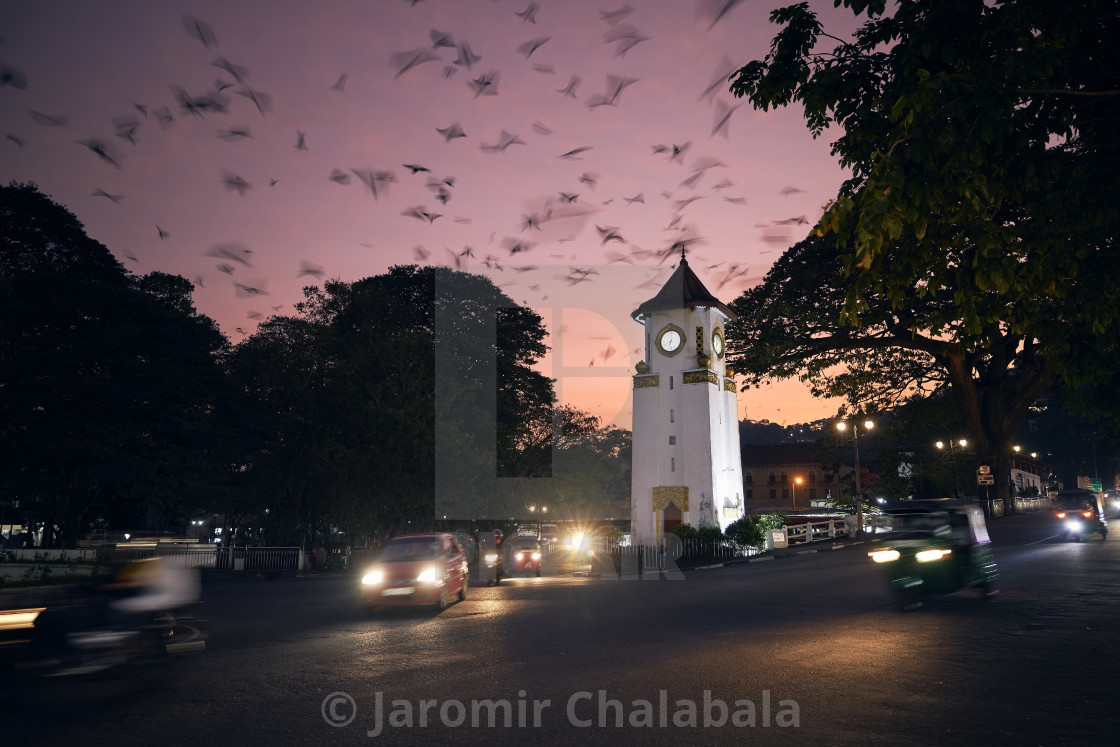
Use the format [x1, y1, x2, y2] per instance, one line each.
[630, 254, 743, 545]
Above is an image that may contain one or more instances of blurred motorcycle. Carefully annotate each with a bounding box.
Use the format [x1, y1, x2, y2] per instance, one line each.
[0, 558, 205, 687]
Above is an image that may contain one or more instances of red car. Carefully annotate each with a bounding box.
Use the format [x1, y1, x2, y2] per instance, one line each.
[361, 533, 468, 612]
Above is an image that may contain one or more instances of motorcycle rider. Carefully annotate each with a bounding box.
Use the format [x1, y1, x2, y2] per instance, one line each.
[34, 557, 200, 642]
[104, 557, 200, 616]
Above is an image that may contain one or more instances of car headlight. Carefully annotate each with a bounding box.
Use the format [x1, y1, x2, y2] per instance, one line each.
[915, 549, 952, 563]
[531, 552, 541, 560]
[416, 567, 439, 584]
[869, 549, 900, 563]
[484, 553, 498, 563]
[515, 552, 524, 561]
[1065, 520, 1083, 532]
[361, 569, 383, 586]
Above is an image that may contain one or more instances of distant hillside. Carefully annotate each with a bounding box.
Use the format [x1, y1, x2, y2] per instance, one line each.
[739, 419, 826, 445]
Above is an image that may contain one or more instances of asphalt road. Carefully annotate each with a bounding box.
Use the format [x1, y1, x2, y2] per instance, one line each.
[4, 511, 1118, 746]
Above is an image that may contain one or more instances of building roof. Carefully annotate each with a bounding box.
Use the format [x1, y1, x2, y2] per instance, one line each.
[631, 256, 736, 322]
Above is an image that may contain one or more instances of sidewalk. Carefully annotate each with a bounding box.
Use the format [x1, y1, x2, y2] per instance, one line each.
[686, 536, 871, 571]
[577, 536, 872, 578]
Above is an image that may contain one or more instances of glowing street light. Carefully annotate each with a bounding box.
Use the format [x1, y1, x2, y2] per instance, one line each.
[527, 503, 548, 540]
[836, 419, 874, 537]
[792, 476, 804, 511]
[935, 438, 969, 498]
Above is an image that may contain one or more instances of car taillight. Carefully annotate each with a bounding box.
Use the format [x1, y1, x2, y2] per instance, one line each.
[1082, 511, 1093, 518]
[1057, 512, 1066, 518]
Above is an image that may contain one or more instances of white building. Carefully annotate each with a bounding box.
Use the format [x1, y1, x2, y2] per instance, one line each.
[630, 256, 743, 545]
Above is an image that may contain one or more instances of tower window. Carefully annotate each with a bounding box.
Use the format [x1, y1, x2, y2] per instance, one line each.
[669, 409, 674, 423]
[668, 435, 676, 445]
[671, 458, 676, 472]
[746, 489, 753, 500]
[669, 375, 674, 390]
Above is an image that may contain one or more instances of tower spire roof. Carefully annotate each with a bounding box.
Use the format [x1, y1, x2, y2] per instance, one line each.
[631, 255, 737, 321]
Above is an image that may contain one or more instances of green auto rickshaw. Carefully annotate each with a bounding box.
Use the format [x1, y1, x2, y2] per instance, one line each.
[869, 500, 998, 610]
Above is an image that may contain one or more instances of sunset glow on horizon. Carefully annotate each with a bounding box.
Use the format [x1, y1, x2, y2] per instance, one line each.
[1, 0, 861, 427]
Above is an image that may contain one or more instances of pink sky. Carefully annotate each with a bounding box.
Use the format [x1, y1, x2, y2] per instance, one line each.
[1, 0, 862, 427]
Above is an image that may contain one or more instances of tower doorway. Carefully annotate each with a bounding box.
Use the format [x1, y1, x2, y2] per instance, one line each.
[663, 501, 682, 535]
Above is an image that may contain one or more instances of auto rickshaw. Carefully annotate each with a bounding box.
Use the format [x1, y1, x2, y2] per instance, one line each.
[868, 500, 998, 610]
[1053, 489, 1108, 541]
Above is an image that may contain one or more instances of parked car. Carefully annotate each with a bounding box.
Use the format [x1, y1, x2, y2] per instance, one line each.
[1054, 489, 1108, 541]
[505, 535, 542, 577]
[360, 533, 468, 612]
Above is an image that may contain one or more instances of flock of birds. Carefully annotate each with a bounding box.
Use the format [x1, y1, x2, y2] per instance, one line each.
[1, 0, 828, 370]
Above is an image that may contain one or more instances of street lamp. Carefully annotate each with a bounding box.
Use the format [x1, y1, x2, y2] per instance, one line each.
[527, 504, 548, 540]
[792, 476, 803, 511]
[935, 438, 968, 498]
[836, 419, 874, 537]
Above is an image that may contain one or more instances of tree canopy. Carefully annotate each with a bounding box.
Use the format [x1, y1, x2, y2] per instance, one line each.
[726, 0, 1119, 511]
[732, 0, 1118, 323]
[1, 183, 231, 546]
[1, 184, 630, 547]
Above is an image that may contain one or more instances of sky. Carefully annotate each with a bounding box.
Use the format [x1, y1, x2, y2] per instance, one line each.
[0, 0, 863, 428]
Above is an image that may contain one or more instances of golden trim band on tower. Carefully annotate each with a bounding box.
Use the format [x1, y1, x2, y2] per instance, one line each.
[652, 486, 689, 512]
[682, 370, 718, 385]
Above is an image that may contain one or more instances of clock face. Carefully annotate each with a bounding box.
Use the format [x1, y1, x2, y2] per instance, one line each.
[712, 329, 724, 358]
[660, 329, 682, 352]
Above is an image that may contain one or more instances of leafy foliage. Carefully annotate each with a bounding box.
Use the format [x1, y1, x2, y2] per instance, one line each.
[1, 183, 231, 546]
[726, 1, 1120, 510]
[724, 516, 764, 548]
[672, 523, 699, 542]
[732, 0, 1119, 325]
[2, 184, 618, 547]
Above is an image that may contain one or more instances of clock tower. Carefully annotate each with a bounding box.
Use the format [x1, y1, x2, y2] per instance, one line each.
[630, 255, 743, 545]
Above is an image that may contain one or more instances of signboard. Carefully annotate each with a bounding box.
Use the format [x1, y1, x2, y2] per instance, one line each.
[767, 529, 788, 550]
[977, 475, 995, 485]
[978, 465, 991, 475]
[1076, 476, 1103, 492]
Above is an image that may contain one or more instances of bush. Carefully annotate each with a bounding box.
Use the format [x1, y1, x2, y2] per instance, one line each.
[673, 523, 699, 541]
[725, 516, 764, 548]
[696, 525, 725, 545]
[758, 512, 788, 533]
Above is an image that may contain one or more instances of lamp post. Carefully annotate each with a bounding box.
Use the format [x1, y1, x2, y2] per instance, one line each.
[792, 476, 803, 511]
[527, 504, 548, 540]
[836, 419, 874, 537]
[935, 438, 968, 498]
